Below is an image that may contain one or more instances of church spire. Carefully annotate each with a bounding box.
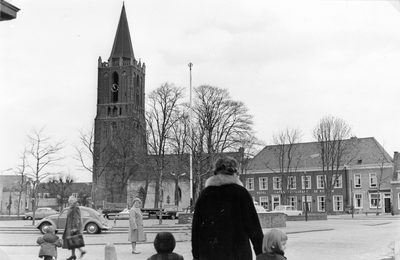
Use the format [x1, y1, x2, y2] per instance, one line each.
[109, 3, 135, 61]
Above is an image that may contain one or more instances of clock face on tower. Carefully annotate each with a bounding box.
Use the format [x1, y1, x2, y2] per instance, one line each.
[111, 84, 119, 92]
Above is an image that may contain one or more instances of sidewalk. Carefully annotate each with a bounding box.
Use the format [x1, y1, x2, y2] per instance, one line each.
[0, 214, 398, 260]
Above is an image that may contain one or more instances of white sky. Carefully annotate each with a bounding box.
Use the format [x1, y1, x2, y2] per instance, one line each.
[1, 1, 399, 182]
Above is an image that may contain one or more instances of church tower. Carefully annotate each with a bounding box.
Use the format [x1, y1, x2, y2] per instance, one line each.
[93, 4, 147, 204]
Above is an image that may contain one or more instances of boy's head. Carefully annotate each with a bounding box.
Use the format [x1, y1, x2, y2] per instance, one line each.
[44, 225, 55, 234]
[153, 232, 176, 254]
[262, 228, 288, 253]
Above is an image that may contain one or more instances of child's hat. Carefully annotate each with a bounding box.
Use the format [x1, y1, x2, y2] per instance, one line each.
[154, 232, 176, 253]
[44, 225, 55, 233]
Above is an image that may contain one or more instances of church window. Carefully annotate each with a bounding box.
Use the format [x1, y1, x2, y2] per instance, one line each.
[103, 122, 108, 138]
[111, 72, 119, 103]
[111, 122, 117, 138]
[136, 75, 140, 104]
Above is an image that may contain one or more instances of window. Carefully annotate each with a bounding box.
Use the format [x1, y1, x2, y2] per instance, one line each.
[302, 176, 311, 189]
[81, 209, 91, 218]
[260, 196, 269, 210]
[370, 173, 377, 188]
[354, 174, 361, 188]
[273, 177, 281, 190]
[333, 196, 343, 211]
[317, 175, 325, 189]
[354, 194, 363, 209]
[289, 196, 297, 209]
[259, 177, 268, 190]
[398, 193, 400, 210]
[317, 196, 325, 212]
[288, 176, 296, 189]
[333, 175, 342, 188]
[246, 178, 254, 190]
[369, 193, 381, 208]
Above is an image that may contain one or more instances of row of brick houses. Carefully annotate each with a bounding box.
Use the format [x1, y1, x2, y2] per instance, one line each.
[241, 137, 398, 214]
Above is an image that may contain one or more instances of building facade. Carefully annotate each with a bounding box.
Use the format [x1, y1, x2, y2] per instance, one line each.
[243, 137, 394, 214]
[391, 152, 400, 215]
[93, 4, 147, 204]
[0, 175, 29, 214]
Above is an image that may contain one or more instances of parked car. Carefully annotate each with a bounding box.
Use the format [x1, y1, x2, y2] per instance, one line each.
[36, 206, 111, 234]
[272, 205, 303, 216]
[112, 208, 150, 220]
[255, 205, 267, 213]
[156, 207, 183, 220]
[24, 208, 58, 220]
[114, 208, 129, 219]
[102, 203, 127, 219]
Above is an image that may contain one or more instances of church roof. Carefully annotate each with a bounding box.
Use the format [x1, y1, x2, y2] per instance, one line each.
[109, 4, 135, 61]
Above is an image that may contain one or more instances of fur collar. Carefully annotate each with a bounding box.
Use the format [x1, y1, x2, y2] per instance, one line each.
[205, 174, 243, 187]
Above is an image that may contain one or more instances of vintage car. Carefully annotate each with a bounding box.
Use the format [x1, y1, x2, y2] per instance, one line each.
[36, 206, 111, 234]
[272, 205, 303, 216]
[112, 208, 150, 220]
[156, 207, 183, 220]
[24, 208, 59, 220]
[255, 205, 267, 213]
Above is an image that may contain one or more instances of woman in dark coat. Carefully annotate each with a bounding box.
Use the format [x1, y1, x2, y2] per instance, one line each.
[192, 156, 264, 260]
[62, 196, 86, 260]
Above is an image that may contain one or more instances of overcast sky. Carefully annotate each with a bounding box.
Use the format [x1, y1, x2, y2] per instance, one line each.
[1, 1, 399, 182]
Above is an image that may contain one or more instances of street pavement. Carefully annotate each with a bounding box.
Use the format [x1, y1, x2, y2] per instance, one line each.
[0, 214, 399, 260]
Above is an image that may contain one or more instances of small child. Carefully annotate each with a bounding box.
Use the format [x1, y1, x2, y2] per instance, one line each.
[147, 232, 184, 260]
[37, 225, 63, 260]
[256, 228, 288, 260]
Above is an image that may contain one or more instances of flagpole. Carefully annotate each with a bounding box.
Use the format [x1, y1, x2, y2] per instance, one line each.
[188, 62, 193, 210]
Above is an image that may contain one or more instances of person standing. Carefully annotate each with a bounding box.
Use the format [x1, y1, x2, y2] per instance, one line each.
[37, 225, 63, 260]
[62, 196, 86, 260]
[129, 198, 146, 254]
[192, 156, 264, 260]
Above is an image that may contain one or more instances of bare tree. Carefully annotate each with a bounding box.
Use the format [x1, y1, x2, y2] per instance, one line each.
[372, 142, 392, 215]
[146, 83, 185, 222]
[191, 85, 254, 201]
[14, 148, 30, 218]
[312, 115, 354, 213]
[43, 173, 76, 210]
[103, 124, 146, 203]
[269, 127, 303, 205]
[73, 126, 112, 208]
[25, 127, 64, 225]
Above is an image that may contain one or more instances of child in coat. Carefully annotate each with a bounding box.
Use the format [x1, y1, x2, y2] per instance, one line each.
[147, 232, 184, 260]
[37, 225, 63, 260]
[256, 228, 288, 260]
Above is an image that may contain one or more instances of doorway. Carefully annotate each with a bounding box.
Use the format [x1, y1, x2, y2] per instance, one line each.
[384, 193, 391, 213]
[271, 195, 280, 210]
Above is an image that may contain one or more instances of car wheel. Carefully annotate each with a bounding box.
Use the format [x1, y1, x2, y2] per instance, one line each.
[171, 215, 176, 220]
[86, 223, 99, 234]
[27, 216, 33, 220]
[39, 223, 52, 234]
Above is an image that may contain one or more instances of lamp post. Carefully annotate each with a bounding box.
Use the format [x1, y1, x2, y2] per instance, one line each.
[188, 62, 193, 211]
[170, 172, 186, 206]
